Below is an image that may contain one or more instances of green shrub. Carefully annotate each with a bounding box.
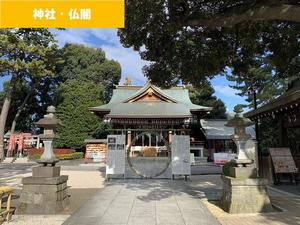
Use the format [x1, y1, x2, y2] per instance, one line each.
[29, 152, 84, 161]
[222, 161, 236, 176]
[57, 152, 84, 160]
[30, 154, 41, 160]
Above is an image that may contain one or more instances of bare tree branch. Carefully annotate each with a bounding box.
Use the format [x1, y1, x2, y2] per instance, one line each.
[179, 4, 300, 27]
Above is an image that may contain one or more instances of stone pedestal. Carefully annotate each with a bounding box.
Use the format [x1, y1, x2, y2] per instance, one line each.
[18, 166, 69, 214]
[229, 166, 257, 178]
[220, 172, 273, 214]
[32, 166, 61, 177]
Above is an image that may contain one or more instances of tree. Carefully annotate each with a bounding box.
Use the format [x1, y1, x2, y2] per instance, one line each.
[55, 80, 105, 150]
[54, 44, 121, 149]
[227, 64, 290, 109]
[0, 29, 60, 160]
[0, 80, 34, 133]
[59, 44, 121, 102]
[169, 1, 300, 27]
[187, 82, 226, 119]
[118, 1, 299, 87]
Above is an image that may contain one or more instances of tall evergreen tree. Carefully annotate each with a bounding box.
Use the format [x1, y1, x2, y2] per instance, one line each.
[55, 44, 121, 149]
[118, 1, 299, 86]
[55, 80, 106, 150]
[0, 29, 60, 160]
[227, 65, 290, 109]
[187, 82, 226, 119]
[58, 44, 121, 102]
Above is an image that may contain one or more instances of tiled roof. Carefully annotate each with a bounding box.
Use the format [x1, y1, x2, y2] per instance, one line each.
[91, 83, 212, 118]
[200, 119, 256, 140]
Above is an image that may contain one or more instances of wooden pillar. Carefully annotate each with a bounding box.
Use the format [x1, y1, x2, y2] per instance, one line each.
[278, 116, 288, 147]
[127, 130, 132, 146]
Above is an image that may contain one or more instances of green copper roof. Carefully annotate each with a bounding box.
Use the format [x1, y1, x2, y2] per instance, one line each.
[200, 119, 256, 140]
[91, 83, 212, 118]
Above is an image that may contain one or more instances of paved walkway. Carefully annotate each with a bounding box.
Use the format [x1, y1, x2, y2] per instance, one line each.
[63, 180, 220, 225]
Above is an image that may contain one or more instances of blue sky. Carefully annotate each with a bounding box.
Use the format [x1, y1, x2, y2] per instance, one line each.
[2, 28, 247, 112]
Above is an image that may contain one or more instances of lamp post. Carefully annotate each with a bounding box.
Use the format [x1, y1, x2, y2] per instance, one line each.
[248, 86, 262, 173]
[248, 86, 259, 142]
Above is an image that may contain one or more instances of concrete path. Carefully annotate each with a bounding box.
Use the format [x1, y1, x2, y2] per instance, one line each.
[63, 179, 220, 225]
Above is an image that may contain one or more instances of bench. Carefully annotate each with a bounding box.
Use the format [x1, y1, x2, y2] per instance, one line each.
[0, 186, 13, 223]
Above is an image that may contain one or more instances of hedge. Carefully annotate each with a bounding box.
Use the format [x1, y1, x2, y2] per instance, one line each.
[222, 161, 236, 176]
[30, 152, 84, 161]
[28, 148, 75, 156]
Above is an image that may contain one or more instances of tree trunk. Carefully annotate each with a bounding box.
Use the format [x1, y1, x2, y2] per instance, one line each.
[10, 84, 35, 135]
[0, 74, 17, 161]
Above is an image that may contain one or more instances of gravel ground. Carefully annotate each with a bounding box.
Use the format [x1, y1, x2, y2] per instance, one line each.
[0, 162, 105, 225]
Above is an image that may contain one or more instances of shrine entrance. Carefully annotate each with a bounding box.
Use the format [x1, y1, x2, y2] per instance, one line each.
[127, 131, 172, 178]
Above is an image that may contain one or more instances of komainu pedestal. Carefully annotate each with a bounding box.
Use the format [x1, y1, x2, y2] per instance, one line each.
[18, 166, 69, 214]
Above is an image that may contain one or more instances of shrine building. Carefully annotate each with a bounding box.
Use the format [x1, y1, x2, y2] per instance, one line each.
[90, 82, 211, 150]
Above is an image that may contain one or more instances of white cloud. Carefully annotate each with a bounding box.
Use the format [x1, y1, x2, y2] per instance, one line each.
[90, 29, 119, 45]
[101, 44, 148, 85]
[51, 29, 91, 47]
[214, 85, 240, 97]
[51, 28, 149, 85]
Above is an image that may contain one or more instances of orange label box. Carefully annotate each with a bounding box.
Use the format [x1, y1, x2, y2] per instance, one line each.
[0, 0, 124, 28]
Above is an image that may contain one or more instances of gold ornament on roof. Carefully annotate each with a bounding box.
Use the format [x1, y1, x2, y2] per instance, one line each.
[124, 77, 132, 86]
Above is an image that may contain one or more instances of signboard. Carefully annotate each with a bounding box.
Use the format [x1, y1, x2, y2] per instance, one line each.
[86, 143, 107, 162]
[269, 148, 298, 173]
[106, 135, 125, 177]
[171, 135, 191, 176]
[214, 153, 236, 165]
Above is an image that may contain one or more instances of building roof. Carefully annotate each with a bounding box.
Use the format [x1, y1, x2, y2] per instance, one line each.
[91, 82, 212, 118]
[244, 77, 300, 119]
[200, 119, 256, 140]
[84, 139, 107, 143]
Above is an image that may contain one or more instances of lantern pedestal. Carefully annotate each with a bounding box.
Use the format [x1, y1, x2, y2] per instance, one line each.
[229, 166, 257, 179]
[18, 167, 69, 214]
[219, 105, 272, 214]
[32, 166, 61, 177]
[37, 139, 59, 166]
[219, 175, 273, 214]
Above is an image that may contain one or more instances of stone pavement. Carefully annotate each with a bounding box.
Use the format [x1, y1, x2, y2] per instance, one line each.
[63, 179, 220, 225]
[2, 162, 300, 225]
[201, 179, 300, 225]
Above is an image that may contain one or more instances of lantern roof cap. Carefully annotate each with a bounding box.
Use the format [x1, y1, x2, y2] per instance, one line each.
[35, 106, 62, 127]
[225, 105, 253, 128]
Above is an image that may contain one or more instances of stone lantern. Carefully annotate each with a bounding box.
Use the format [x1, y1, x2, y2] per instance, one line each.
[225, 105, 254, 169]
[18, 106, 69, 214]
[219, 105, 272, 214]
[35, 105, 61, 166]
